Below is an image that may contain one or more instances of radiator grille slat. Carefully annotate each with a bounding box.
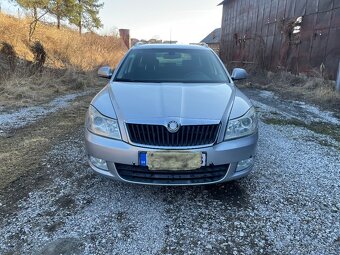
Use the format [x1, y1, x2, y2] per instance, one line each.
[126, 124, 219, 147]
[204, 125, 210, 144]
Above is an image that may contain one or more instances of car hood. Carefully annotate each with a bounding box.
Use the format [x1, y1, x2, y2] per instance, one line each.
[108, 82, 235, 124]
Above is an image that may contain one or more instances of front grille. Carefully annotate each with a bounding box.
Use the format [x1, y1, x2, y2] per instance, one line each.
[126, 123, 219, 147]
[115, 164, 229, 185]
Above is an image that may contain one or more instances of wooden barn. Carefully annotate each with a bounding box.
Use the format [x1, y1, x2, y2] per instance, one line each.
[218, 0, 340, 79]
[201, 28, 222, 54]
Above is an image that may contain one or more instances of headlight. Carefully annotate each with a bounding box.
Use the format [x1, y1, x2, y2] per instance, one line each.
[225, 107, 257, 140]
[86, 105, 121, 140]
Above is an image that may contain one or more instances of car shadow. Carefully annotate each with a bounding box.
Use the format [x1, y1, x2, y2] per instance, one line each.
[203, 181, 250, 208]
[151, 180, 251, 210]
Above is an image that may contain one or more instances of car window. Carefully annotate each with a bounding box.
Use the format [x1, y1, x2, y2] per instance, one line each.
[114, 48, 230, 83]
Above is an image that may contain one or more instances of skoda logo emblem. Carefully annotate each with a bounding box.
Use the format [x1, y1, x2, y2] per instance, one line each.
[167, 121, 180, 133]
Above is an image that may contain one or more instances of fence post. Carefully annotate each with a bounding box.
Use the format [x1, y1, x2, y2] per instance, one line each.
[337, 61, 340, 93]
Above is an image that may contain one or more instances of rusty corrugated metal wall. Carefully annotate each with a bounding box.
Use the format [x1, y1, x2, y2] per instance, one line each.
[219, 0, 340, 79]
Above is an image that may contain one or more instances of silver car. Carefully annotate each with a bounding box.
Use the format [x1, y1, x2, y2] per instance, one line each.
[85, 44, 258, 185]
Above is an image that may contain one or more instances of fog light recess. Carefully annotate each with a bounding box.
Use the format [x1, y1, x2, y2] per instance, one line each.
[89, 156, 108, 170]
[236, 157, 254, 172]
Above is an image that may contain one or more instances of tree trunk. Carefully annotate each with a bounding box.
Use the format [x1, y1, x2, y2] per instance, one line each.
[57, 15, 61, 29]
[78, 15, 82, 34]
[56, 2, 61, 29]
[78, 0, 82, 34]
[33, 7, 37, 20]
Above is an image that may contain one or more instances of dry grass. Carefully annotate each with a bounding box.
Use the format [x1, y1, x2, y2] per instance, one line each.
[0, 12, 127, 109]
[0, 13, 126, 70]
[0, 68, 99, 108]
[238, 70, 340, 114]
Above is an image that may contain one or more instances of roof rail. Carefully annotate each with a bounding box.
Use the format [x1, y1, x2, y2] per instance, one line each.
[133, 42, 147, 47]
[189, 42, 209, 48]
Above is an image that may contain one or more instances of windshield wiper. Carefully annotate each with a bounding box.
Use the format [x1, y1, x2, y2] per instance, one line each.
[114, 78, 136, 82]
[114, 78, 163, 83]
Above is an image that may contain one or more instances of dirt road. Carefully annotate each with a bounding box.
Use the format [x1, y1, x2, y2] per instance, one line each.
[0, 88, 339, 254]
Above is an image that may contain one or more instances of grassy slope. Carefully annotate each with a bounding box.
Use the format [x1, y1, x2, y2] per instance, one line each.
[0, 13, 127, 109]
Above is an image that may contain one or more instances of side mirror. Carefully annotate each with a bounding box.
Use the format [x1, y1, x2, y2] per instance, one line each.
[231, 68, 248, 80]
[98, 66, 114, 79]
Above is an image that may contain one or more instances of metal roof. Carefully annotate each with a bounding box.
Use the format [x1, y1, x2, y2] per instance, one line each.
[201, 28, 222, 44]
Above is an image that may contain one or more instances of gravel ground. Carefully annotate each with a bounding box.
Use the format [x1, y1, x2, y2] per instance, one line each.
[0, 89, 339, 254]
[0, 90, 93, 137]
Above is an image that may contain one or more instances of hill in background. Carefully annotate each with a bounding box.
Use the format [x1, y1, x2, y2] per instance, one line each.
[0, 12, 127, 109]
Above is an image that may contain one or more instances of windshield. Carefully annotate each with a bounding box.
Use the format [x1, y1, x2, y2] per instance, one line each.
[114, 48, 230, 83]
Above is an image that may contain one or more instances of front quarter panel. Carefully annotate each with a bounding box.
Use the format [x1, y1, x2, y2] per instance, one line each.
[91, 86, 117, 119]
[229, 88, 253, 119]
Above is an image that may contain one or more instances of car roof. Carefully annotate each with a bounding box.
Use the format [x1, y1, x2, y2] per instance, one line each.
[132, 44, 210, 51]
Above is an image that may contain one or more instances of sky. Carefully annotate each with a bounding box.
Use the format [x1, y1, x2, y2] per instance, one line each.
[0, 0, 223, 43]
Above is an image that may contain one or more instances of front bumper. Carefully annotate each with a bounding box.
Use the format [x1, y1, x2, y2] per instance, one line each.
[85, 130, 258, 186]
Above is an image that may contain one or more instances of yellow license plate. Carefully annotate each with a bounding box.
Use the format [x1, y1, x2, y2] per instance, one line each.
[147, 151, 202, 171]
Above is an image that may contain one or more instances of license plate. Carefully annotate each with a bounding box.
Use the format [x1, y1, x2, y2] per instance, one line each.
[139, 151, 206, 171]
